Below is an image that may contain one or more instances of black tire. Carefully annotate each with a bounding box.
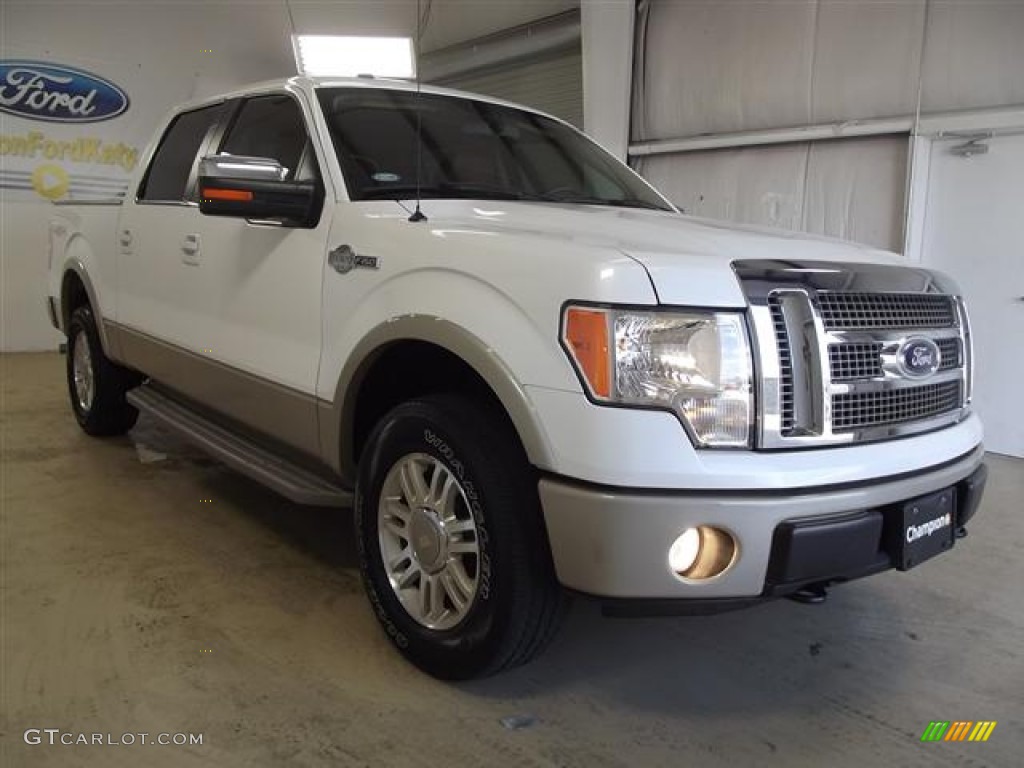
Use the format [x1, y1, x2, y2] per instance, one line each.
[355, 393, 566, 679]
[66, 305, 139, 436]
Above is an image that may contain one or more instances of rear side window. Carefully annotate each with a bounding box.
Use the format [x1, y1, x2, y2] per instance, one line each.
[218, 95, 312, 181]
[139, 103, 226, 202]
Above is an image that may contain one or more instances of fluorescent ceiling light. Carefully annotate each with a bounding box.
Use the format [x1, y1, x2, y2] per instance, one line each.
[292, 35, 415, 78]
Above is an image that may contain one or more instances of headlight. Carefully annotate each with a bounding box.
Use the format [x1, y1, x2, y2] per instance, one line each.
[561, 305, 754, 447]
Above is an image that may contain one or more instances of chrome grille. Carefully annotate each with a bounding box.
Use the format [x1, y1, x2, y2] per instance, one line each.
[769, 298, 795, 433]
[832, 382, 963, 431]
[937, 337, 961, 371]
[733, 259, 971, 449]
[817, 293, 957, 330]
[829, 342, 883, 381]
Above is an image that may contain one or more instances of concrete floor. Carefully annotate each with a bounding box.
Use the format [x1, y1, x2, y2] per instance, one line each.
[2, 351, 1022, 767]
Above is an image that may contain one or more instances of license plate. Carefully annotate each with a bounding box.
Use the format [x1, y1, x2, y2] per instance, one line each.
[899, 488, 956, 570]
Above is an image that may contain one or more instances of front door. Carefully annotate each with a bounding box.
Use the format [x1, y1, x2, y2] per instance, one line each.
[185, 92, 330, 456]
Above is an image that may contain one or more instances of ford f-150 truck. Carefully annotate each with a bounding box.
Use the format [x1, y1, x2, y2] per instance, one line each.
[47, 76, 987, 679]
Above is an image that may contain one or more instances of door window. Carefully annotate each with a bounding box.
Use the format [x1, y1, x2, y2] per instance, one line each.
[138, 103, 227, 202]
[218, 95, 315, 181]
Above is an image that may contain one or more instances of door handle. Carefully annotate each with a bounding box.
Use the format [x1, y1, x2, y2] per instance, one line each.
[181, 234, 201, 265]
[119, 230, 132, 247]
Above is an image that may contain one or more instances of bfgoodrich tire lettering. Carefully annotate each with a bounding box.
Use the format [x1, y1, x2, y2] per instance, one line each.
[66, 305, 139, 436]
[355, 394, 565, 679]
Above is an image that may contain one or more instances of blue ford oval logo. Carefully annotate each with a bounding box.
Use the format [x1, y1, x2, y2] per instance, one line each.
[899, 338, 941, 379]
[0, 60, 129, 123]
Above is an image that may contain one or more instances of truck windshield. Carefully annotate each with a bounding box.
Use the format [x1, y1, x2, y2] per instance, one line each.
[316, 87, 672, 211]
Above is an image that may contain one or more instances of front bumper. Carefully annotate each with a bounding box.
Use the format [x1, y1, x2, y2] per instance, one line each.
[539, 446, 986, 607]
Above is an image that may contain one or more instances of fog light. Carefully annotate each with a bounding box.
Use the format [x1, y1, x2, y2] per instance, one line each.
[668, 528, 701, 573]
[669, 525, 737, 580]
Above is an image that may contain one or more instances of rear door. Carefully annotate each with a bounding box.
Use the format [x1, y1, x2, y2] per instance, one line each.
[117, 101, 229, 349]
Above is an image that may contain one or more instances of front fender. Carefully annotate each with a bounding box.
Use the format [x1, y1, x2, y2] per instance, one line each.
[321, 315, 558, 480]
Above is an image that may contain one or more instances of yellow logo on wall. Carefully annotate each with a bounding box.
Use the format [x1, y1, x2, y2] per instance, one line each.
[31, 163, 70, 199]
[0, 130, 137, 170]
[1, 129, 138, 201]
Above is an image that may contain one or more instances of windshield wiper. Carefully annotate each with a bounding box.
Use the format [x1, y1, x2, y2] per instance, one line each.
[538, 192, 666, 210]
[360, 183, 534, 202]
[602, 198, 667, 211]
[359, 184, 667, 210]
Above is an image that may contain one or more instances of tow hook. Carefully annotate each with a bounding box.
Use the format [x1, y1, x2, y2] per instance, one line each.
[956, 526, 968, 539]
[788, 584, 829, 604]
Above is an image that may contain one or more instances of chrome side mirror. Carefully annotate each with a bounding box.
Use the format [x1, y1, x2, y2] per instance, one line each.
[197, 153, 321, 227]
[198, 154, 289, 182]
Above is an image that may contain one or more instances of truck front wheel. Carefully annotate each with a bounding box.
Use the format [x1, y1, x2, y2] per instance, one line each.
[355, 394, 565, 679]
[66, 305, 138, 436]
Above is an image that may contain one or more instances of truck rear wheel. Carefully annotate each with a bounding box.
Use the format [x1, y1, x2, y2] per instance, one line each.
[66, 305, 139, 436]
[355, 394, 565, 679]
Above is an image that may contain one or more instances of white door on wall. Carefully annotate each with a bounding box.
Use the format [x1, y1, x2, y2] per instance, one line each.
[920, 132, 1024, 458]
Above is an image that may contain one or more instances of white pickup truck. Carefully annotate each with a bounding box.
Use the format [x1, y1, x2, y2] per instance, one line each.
[48, 76, 987, 679]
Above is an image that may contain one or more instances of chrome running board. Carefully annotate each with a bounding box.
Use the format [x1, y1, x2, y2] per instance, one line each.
[127, 385, 352, 507]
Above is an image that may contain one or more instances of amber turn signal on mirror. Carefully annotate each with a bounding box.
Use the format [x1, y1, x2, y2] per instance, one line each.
[200, 187, 254, 202]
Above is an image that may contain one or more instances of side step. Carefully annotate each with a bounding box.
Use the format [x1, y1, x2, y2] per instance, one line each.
[127, 385, 353, 507]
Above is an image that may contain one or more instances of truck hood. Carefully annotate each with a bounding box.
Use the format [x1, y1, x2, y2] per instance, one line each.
[407, 199, 902, 306]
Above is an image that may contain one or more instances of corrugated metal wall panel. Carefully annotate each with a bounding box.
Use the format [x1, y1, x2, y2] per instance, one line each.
[635, 144, 808, 231]
[434, 46, 583, 127]
[921, 1, 1024, 112]
[802, 136, 908, 249]
[635, 0, 1023, 141]
[633, 0, 816, 141]
[630, 0, 1023, 251]
[811, 1, 925, 123]
[635, 136, 907, 251]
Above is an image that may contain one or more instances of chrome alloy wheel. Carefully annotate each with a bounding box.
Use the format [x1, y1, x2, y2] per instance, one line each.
[72, 331, 95, 413]
[378, 453, 480, 630]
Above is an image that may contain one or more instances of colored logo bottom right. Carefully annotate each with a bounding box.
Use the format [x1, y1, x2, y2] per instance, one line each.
[921, 721, 997, 742]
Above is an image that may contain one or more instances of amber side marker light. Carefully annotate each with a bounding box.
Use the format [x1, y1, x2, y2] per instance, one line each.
[201, 187, 253, 202]
[564, 307, 611, 398]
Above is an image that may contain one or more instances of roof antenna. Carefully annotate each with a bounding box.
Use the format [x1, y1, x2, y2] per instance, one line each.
[408, 0, 428, 222]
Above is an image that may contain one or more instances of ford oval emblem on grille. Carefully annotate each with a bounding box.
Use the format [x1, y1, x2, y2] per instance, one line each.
[898, 337, 941, 379]
[0, 60, 129, 123]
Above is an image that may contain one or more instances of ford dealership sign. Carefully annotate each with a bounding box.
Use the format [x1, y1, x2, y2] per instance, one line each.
[0, 61, 129, 123]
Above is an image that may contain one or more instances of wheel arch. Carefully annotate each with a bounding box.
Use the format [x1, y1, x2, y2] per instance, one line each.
[322, 316, 555, 484]
[59, 260, 116, 357]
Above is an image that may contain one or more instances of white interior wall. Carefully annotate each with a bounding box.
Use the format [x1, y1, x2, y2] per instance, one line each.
[631, 0, 1024, 251]
[0, 0, 577, 351]
[581, 0, 634, 160]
